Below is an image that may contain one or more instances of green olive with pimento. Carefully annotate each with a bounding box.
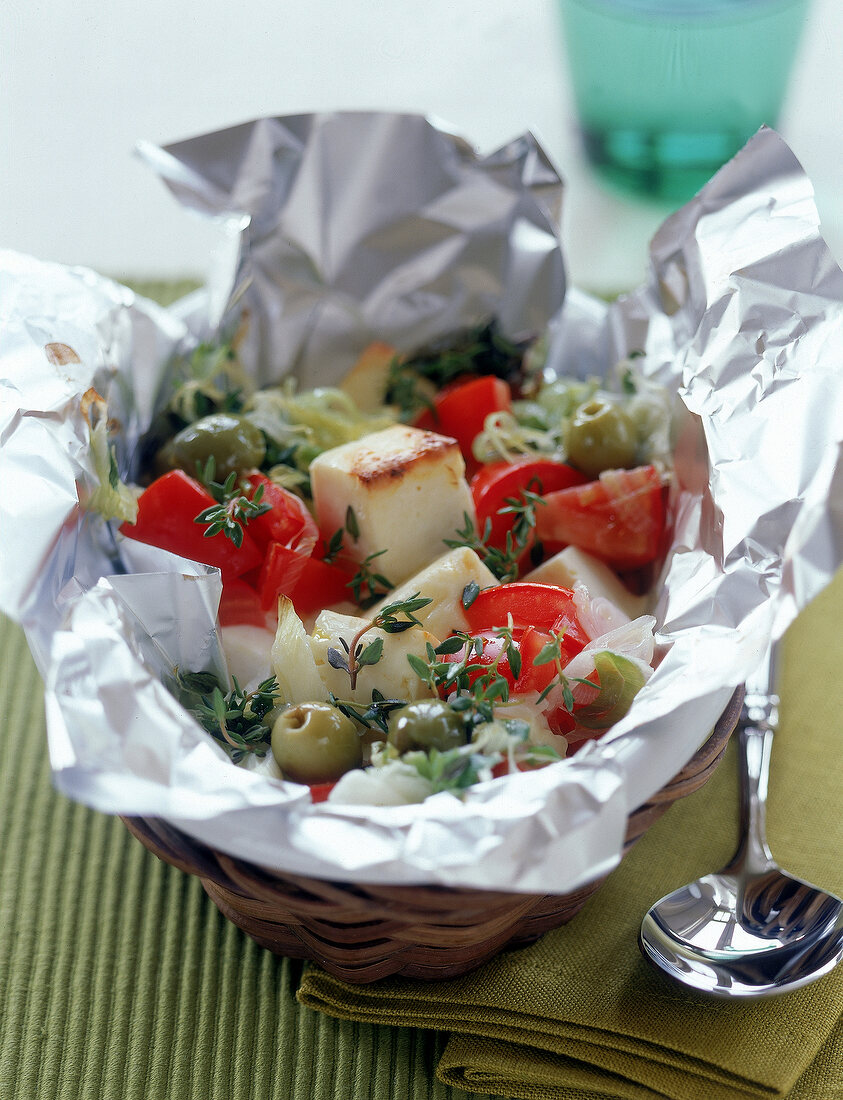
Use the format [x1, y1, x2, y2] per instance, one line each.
[565, 397, 637, 478]
[161, 412, 266, 479]
[271, 702, 362, 784]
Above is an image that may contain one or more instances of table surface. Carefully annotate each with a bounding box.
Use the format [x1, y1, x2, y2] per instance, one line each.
[4, 0, 842, 295]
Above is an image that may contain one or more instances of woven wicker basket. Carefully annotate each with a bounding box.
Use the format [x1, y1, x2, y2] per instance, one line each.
[122, 687, 743, 983]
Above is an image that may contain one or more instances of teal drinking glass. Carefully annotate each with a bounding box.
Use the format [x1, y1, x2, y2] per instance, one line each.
[558, 0, 810, 200]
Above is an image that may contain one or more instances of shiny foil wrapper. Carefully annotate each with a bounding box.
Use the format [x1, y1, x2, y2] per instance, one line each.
[1, 116, 841, 894]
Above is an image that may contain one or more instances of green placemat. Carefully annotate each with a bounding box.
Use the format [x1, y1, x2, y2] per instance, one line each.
[0, 614, 495, 1100]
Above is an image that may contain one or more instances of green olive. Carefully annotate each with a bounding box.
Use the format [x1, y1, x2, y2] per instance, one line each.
[165, 413, 266, 479]
[271, 702, 362, 784]
[387, 701, 466, 755]
[565, 397, 637, 478]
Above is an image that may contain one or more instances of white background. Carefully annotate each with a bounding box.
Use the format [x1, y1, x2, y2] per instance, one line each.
[4, 0, 842, 295]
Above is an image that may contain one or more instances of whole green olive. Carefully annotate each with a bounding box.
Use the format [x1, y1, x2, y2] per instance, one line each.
[271, 702, 362, 784]
[166, 413, 266, 479]
[387, 700, 466, 755]
[565, 397, 637, 478]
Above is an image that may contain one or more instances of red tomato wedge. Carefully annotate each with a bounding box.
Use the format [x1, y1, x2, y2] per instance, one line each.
[432, 376, 512, 468]
[512, 626, 556, 694]
[257, 541, 312, 611]
[535, 465, 665, 570]
[241, 472, 318, 555]
[471, 458, 586, 549]
[119, 469, 263, 581]
[464, 582, 584, 635]
[289, 555, 353, 618]
[218, 578, 268, 628]
[308, 781, 336, 803]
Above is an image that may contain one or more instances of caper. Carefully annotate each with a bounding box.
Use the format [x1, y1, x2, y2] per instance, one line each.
[387, 700, 466, 754]
[565, 397, 637, 478]
[165, 413, 266, 479]
[271, 702, 362, 785]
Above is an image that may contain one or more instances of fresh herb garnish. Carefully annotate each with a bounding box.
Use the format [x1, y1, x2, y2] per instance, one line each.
[347, 549, 394, 605]
[462, 580, 480, 609]
[445, 485, 544, 582]
[329, 689, 407, 735]
[322, 527, 345, 564]
[403, 745, 488, 795]
[406, 625, 522, 729]
[385, 321, 528, 421]
[178, 670, 281, 764]
[193, 456, 270, 547]
[166, 336, 247, 427]
[326, 593, 433, 690]
[345, 505, 360, 540]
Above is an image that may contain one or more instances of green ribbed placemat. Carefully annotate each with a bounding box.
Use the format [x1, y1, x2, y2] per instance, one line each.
[0, 614, 495, 1100]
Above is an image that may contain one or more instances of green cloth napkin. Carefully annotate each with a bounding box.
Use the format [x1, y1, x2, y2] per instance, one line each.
[298, 568, 843, 1100]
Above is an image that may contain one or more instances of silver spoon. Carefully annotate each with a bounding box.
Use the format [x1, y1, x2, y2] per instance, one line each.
[639, 644, 843, 997]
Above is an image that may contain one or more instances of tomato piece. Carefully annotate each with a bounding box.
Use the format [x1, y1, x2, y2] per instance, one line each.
[512, 611, 588, 694]
[119, 469, 262, 581]
[513, 626, 557, 694]
[432, 376, 512, 468]
[241, 472, 318, 554]
[309, 781, 336, 803]
[258, 541, 312, 611]
[535, 465, 665, 569]
[411, 407, 438, 432]
[290, 555, 353, 617]
[464, 581, 582, 634]
[218, 578, 268, 628]
[471, 458, 587, 549]
[550, 610, 590, 665]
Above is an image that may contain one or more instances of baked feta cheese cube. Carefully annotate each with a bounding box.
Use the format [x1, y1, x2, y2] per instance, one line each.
[310, 425, 475, 588]
[309, 609, 438, 704]
[369, 548, 498, 639]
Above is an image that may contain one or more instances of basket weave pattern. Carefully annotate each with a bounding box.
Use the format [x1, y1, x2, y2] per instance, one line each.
[123, 687, 743, 983]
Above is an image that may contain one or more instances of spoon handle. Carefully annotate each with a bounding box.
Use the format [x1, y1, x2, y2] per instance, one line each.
[729, 645, 780, 874]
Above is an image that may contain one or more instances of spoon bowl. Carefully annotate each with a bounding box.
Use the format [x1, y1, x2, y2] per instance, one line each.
[639, 647, 843, 997]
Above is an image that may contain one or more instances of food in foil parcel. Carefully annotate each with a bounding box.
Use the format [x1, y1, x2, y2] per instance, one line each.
[111, 320, 675, 806]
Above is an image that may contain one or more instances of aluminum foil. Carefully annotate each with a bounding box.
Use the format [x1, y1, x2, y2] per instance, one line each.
[1, 116, 841, 895]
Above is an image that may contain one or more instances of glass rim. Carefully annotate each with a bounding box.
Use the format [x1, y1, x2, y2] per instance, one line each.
[561, 0, 807, 16]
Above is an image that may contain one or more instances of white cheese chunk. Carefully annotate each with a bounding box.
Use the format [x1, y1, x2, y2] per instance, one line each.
[220, 624, 276, 691]
[523, 546, 648, 621]
[370, 547, 498, 639]
[309, 609, 438, 704]
[310, 425, 475, 587]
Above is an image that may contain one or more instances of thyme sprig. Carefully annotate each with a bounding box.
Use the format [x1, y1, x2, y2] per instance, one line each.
[444, 486, 545, 582]
[193, 455, 270, 547]
[329, 689, 407, 735]
[407, 624, 522, 729]
[326, 593, 433, 690]
[348, 549, 394, 605]
[320, 508, 395, 605]
[178, 670, 281, 764]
